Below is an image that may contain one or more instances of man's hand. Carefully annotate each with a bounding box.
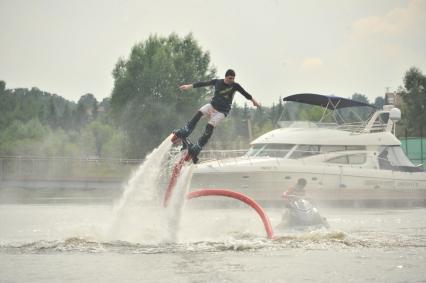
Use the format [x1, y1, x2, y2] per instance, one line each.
[252, 98, 261, 108]
[179, 84, 193, 91]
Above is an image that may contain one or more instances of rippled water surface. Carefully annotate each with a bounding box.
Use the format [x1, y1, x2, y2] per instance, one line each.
[0, 203, 425, 283]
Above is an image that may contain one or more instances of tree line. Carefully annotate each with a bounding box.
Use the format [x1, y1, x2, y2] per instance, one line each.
[0, 34, 425, 159]
[0, 85, 123, 158]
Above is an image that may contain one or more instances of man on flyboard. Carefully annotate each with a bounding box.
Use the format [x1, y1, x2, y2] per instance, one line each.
[172, 69, 261, 163]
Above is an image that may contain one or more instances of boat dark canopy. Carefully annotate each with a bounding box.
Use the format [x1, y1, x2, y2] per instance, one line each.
[283, 93, 377, 109]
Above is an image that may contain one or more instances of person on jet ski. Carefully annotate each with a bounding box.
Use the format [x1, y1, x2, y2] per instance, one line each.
[282, 178, 307, 205]
[278, 178, 329, 229]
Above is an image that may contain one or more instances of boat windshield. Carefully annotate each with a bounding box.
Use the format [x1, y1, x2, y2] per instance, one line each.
[246, 144, 295, 158]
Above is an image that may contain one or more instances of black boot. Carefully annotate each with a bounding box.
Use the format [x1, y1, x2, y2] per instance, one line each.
[174, 111, 203, 139]
[188, 124, 214, 163]
[189, 143, 202, 158]
[190, 124, 213, 155]
[197, 123, 214, 148]
[173, 126, 190, 139]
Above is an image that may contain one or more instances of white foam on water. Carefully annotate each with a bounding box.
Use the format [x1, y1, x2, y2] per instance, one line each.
[114, 136, 173, 210]
[105, 135, 194, 244]
[163, 164, 194, 243]
[106, 135, 174, 242]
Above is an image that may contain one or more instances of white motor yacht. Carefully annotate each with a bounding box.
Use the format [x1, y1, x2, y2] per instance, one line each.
[190, 93, 426, 204]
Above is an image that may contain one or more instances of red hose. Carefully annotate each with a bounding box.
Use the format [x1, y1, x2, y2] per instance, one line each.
[163, 153, 190, 207]
[187, 189, 275, 239]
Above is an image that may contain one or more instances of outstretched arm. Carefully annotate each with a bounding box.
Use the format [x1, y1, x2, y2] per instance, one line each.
[236, 83, 261, 108]
[179, 79, 216, 91]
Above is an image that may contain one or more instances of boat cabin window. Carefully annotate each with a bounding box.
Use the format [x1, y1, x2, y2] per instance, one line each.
[246, 143, 294, 158]
[246, 144, 264, 157]
[289, 145, 365, 159]
[326, 153, 367, 165]
[349, 153, 367, 164]
[320, 145, 365, 153]
[289, 145, 320, 159]
[346, 145, 366, 151]
[320, 145, 346, 153]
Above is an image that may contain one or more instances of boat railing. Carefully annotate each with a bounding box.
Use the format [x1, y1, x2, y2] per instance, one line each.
[278, 120, 387, 133]
[199, 149, 248, 160]
[169, 148, 247, 161]
[361, 122, 388, 133]
[335, 122, 368, 132]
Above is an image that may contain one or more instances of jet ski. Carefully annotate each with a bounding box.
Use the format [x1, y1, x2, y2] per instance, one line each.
[277, 194, 329, 229]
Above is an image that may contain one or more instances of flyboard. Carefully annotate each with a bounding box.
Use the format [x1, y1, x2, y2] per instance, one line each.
[163, 132, 199, 207]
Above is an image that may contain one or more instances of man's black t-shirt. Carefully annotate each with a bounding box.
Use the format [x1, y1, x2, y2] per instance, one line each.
[193, 79, 252, 115]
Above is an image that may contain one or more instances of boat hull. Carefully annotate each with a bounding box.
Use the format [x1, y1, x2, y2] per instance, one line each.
[190, 166, 426, 205]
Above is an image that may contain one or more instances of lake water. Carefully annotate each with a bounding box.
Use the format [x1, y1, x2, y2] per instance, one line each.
[1, 202, 425, 283]
[1, 137, 425, 282]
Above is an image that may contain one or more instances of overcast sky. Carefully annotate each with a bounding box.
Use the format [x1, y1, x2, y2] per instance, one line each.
[1, 0, 425, 106]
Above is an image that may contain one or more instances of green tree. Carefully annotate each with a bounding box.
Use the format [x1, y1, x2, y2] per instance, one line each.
[351, 93, 369, 104]
[270, 97, 284, 125]
[0, 118, 48, 155]
[299, 105, 325, 122]
[374, 96, 385, 109]
[336, 93, 372, 123]
[400, 67, 426, 135]
[110, 33, 215, 157]
[46, 97, 58, 129]
[60, 103, 73, 130]
[86, 121, 114, 157]
[0, 81, 5, 94]
[101, 130, 127, 158]
[76, 93, 98, 129]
